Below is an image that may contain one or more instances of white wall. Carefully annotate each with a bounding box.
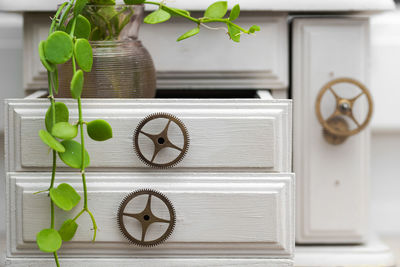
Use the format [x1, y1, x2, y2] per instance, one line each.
[370, 9, 400, 235]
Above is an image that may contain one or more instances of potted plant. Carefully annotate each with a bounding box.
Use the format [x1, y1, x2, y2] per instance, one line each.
[36, 0, 259, 266]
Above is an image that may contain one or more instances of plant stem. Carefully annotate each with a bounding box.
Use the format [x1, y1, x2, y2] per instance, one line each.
[53, 252, 60, 267]
[86, 208, 97, 241]
[47, 71, 58, 227]
[49, 2, 68, 34]
[69, 17, 77, 38]
[48, 70, 59, 267]
[72, 56, 77, 75]
[58, 1, 74, 31]
[51, 200, 55, 228]
[77, 98, 86, 208]
[144, 1, 199, 23]
[77, 94, 97, 241]
[72, 209, 85, 222]
[142, 1, 250, 34]
[50, 150, 57, 189]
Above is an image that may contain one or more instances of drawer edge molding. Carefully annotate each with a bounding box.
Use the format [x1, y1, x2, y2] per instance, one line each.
[7, 172, 295, 258]
[6, 98, 292, 172]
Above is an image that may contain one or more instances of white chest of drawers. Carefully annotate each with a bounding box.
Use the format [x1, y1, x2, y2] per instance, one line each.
[5, 96, 295, 266]
[1, 0, 398, 266]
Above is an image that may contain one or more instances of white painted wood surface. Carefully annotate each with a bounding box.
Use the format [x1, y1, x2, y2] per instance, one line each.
[22, 12, 288, 91]
[292, 18, 370, 243]
[6, 98, 292, 172]
[4, 258, 293, 267]
[6, 172, 294, 258]
[0, 0, 394, 12]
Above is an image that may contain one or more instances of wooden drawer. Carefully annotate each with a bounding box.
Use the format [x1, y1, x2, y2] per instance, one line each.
[292, 18, 369, 243]
[22, 12, 288, 93]
[5, 98, 292, 172]
[6, 172, 294, 258]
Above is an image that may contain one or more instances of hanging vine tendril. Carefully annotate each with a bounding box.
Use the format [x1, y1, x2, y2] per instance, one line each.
[35, 0, 259, 266]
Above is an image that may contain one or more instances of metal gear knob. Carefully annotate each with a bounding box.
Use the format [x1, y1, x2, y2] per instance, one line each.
[117, 189, 176, 247]
[133, 112, 189, 168]
[315, 77, 373, 144]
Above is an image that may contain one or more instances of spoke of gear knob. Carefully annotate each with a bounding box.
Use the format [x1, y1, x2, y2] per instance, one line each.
[133, 112, 189, 168]
[117, 189, 176, 247]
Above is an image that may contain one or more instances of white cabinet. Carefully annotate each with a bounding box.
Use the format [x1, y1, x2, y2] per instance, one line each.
[4, 95, 295, 266]
[2, 1, 397, 266]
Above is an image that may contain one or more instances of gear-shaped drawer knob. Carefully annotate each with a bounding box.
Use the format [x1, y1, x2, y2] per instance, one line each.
[315, 78, 373, 144]
[133, 113, 189, 168]
[118, 189, 176, 247]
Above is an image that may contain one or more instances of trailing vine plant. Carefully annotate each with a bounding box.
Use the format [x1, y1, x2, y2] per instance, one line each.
[36, 0, 259, 266]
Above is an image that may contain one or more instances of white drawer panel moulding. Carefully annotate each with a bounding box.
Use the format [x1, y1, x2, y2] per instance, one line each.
[6, 98, 291, 172]
[6, 172, 295, 258]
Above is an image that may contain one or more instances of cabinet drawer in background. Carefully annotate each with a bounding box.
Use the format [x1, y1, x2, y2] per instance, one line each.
[5, 99, 292, 172]
[7, 172, 294, 258]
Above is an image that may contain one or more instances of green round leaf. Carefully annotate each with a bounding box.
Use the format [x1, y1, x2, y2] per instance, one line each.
[74, 38, 93, 72]
[228, 23, 241, 42]
[229, 4, 240, 21]
[177, 27, 200, 42]
[38, 130, 66, 152]
[44, 31, 74, 64]
[144, 9, 171, 24]
[74, 0, 88, 15]
[70, 70, 84, 99]
[45, 102, 70, 132]
[38, 40, 55, 72]
[59, 140, 90, 169]
[249, 25, 261, 33]
[66, 15, 91, 39]
[87, 119, 113, 141]
[36, 228, 62, 253]
[204, 1, 228, 19]
[52, 122, 78, 140]
[59, 219, 79, 242]
[50, 183, 81, 211]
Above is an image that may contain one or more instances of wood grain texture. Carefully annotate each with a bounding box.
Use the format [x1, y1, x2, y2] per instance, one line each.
[292, 18, 370, 243]
[6, 98, 291, 172]
[4, 258, 293, 267]
[7, 172, 294, 258]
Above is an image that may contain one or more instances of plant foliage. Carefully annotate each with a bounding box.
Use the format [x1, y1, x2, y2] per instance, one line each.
[37, 1, 258, 266]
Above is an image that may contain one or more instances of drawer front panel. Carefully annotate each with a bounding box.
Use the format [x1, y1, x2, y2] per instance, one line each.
[292, 18, 369, 243]
[6, 99, 291, 172]
[23, 13, 288, 92]
[7, 172, 294, 257]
